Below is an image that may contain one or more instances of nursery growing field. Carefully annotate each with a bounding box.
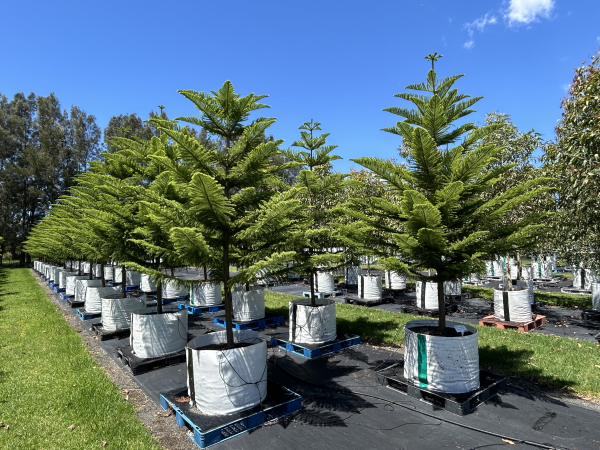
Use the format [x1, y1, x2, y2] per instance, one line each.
[265, 291, 600, 399]
[0, 268, 161, 450]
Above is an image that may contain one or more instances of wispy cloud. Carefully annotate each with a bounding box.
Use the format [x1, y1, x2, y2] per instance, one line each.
[463, 13, 497, 49]
[505, 0, 554, 26]
[561, 83, 571, 93]
[597, 36, 600, 43]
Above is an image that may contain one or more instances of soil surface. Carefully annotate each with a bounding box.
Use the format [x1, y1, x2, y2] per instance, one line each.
[409, 325, 474, 337]
[197, 341, 255, 351]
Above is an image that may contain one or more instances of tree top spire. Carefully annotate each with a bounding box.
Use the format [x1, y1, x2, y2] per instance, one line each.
[425, 52, 443, 70]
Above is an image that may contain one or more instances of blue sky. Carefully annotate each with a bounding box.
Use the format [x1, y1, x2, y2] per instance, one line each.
[1, 0, 598, 172]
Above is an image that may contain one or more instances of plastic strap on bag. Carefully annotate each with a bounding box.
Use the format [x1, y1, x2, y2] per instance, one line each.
[417, 334, 427, 388]
[420, 283, 426, 309]
[503, 291, 511, 322]
[187, 347, 195, 406]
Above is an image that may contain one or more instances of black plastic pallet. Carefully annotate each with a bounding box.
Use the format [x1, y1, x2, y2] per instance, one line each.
[376, 362, 506, 415]
[270, 332, 360, 358]
[581, 310, 600, 321]
[67, 298, 85, 308]
[160, 380, 302, 449]
[91, 323, 130, 341]
[115, 345, 187, 375]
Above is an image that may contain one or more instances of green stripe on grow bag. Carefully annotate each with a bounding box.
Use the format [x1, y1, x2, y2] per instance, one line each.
[417, 334, 428, 388]
[538, 262, 542, 278]
[491, 263, 494, 276]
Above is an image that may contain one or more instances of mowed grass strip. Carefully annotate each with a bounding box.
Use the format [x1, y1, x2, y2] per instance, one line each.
[0, 268, 161, 450]
[265, 291, 600, 399]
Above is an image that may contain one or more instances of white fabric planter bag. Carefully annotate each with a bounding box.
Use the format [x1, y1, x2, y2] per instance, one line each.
[573, 267, 596, 290]
[404, 320, 480, 394]
[85, 286, 121, 314]
[44, 265, 54, 280]
[131, 308, 188, 359]
[416, 281, 439, 310]
[141, 274, 157, 293]
[66, 275, 89, 296]
[191, 282, 223, 306]
[385, 271, 406, 290]
[516, 280, 534, 304]
[289, 298, 336, 344]
[464, 273, 481, 283]
[75, 279, 103, 304]
[82, 262, 91, 274]
[162, 280, 188, 299]
[113, 267, 141, 285]
[358, 275, 382, 300]
[314, 272, 335, 293]
[232, 286, 265, 322]
[59, 271, 77, 289]
[592, 282, 600, 311]
[104, 266, 114, 281]
[486, 260, 503, 277]
[92, 264, 102, 278]
[444, 280, 461, 296]
[101, 294, 146, 332]
[510, 265, 532, 280]
[186, 330, 267, 415]
[346, 266, 362, 284]
[52, 267, 63, 283]
[493, 288, 532, 322]
[533, 261, 552, 279]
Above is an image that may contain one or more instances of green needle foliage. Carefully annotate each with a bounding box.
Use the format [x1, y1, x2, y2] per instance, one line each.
[149, 81, 302, 347]
[285, 119, 353, 305]
[348, 55, 552, 331]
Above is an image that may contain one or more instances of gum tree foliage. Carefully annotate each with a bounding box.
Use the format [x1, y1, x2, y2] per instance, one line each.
[346, 55, 552, 331]
[284, 120, 354, 304]
[144, 81, 303, 347]
[544, 51, 600, 269]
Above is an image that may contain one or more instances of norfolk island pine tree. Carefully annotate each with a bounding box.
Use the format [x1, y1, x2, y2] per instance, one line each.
[145, 81, 303, 348]
[345, 53, 553, 332]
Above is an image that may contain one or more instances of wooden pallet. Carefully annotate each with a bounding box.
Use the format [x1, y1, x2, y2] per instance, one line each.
[377, 362, 506, 416]
[160, 381, 301, 449]
[478, 314, 546, 332]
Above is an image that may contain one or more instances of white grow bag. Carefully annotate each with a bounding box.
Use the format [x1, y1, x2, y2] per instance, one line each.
[573, 267, 596, 290]
[493, 288, 532, 323]
[533, 261, 553, 279]
[510, 265, 532, 280]
[385, 271, 406, 290]
[404, 319, 480, 394]
[232, 286, 265, 322]
[416, 281, 439, 310]
[104, 266, 115, 281]
[75, 279, 103, 304]
[114, 267, 141, 286]
[444, 280, 462, 296]
[66, 275, 89, 296]
[346, 266, 362, 285]
[82, 262, 91, 274]
[358, 275, 382, 300]
[191, 282, 223, 306]
[85, 286, 121, 314]
[289, 298, 336, 345]
[59, 271, 76, 289]
[131, 308, 188, 359]
[486, 260, 503, 278]
[163, 280, 188, 299]
[516, 280, 534, 304]
[45, 265, 55, 280]
[141, 274, 157, 293]
[314, 272, 335, 293]
[52, 267, 64, 283]
[592, 282, 600, 312]
[101, 294, 146, 331]
[92, 264, 102, 278]
[186, 330, 267, 415]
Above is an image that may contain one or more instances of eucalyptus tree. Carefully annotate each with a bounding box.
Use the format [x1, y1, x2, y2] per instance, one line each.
[346, 55, 552, 331]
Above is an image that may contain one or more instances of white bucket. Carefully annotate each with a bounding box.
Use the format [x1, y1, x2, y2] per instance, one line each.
[85, 286, 121, 314]
[131, 308, 188, 359]
[416, 281, 439, 310]
[141, 274, 157, 293]
[65, 275, 89, 296]
[101, 294, 146, 331]
[289, 298, 336, 345]
[75, 279, 103, 304]
[358, 275, 382, 300]
[314, 272, 335, 293]
[385, 271, 406, 290]
[232, 286, 265, 322]
[186, 330, 267, 415]
[444, 280, 462, 296]
[163, 279, 188, 299]
[404, 319, 479, 394]
[493, 288, 532, 322]
[191, 282, 223, 306]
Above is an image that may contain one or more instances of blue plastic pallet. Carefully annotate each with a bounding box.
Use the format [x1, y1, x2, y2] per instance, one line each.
[270, 333, 361, 358]
[213, 315, 284, 331]
[160, 381, 301, 449]
[59, 293, 73, 301]
[53, 286, 66, 293]
[76, 309, 101, 321]
[178, 303, 226, 315]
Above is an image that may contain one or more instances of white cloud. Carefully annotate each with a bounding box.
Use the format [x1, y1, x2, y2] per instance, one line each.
[463, 13, 497, 49]
[561, 83, 570, 92]
[464, 40, 475, 49]
[597, 36, 600, 43]
[505, 0, 554, 25]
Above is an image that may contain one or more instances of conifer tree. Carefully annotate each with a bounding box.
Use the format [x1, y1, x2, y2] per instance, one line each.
[346, 54, 552, 331]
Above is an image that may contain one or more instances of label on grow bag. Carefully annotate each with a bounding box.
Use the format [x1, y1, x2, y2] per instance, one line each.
[454, 325, 468, 333]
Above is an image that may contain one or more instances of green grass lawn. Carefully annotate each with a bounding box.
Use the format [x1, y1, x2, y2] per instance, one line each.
[266, 291, 600, 399]
[0, 268, 161, 450]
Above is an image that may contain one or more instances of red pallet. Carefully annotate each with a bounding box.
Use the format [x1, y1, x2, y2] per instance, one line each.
[478, 314, 546, 332]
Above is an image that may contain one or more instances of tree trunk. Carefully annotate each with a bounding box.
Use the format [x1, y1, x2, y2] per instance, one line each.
[121, 264, 126, 298]
[516, 252, 522, 280]
[78, 260, 81, 276]
[100, 263, 105, 287]
[156, 279, 163, 314]
[89, 262, 93, 280]
[223, 233, 234, 349]
[437, 275, 446, 332]
[203, 265, 208, 281]
[503, 255, 513, 291]
[310, 268, 316, 307]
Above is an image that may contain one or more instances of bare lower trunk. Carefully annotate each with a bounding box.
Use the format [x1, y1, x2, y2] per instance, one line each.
[78, 260, 81, 276]
[89, 263, 93, 280]
[437, 276, 445, 332]
[203, 265, 208, 281]
[121, 264, 126, 298]
[223, 234, 234, 349]
[156, 279, 163, 314]
[310, 268, 316, 307]
[516, 252, 522, 280]
[503, 255, 513, 291]
[100, 263, 105, 287]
